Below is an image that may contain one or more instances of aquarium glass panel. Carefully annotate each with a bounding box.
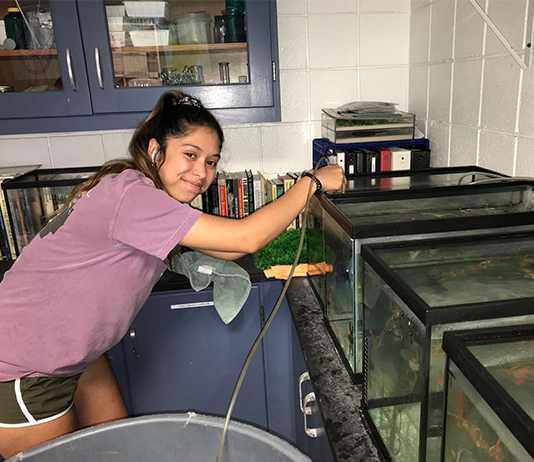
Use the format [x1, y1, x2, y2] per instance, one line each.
[468, 340, 534, 422]
[375, 237, 534, 307]
[333, 187, 534, 226]
[364, 265, 425, 462]
[444, 362, 534, 462]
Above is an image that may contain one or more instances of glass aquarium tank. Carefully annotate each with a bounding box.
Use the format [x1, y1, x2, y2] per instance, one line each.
[442, 325, 534, 462]
[1, 167, 99, 258]
[307, 178, 534, 380]
[361, 232, 534, 462]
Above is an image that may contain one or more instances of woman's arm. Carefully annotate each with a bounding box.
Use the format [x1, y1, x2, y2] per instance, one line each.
[180, 166, 345, 255]
[197, 249, 248, 261]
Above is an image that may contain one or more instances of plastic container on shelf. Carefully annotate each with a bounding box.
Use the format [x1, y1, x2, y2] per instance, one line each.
[123, 1, 169, 20]
[129, 29, 169, 46]
[107, 17, 123, 32]
[173, 12, 211, 45]
[109, 30, 126, 47]
[106, 5, 125, 17]
[221, 9, 245, 43]
[4, 7, 26, 49]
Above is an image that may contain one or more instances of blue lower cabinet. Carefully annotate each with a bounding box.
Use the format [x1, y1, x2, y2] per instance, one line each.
[118, 285, 268, 429]
[108, 280, 335, 462]
[262, 281, 336, 462]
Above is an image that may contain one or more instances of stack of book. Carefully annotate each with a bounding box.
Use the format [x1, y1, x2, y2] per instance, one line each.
[190, 170, 304, 229]
[327, 145, 430, 174]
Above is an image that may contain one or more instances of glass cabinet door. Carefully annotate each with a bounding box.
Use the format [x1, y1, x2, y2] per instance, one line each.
[0, 0, 91, 119]
[77, 0, 278, 116]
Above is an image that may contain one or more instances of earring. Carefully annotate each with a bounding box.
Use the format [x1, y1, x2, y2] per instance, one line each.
[151, 149, 159, 166]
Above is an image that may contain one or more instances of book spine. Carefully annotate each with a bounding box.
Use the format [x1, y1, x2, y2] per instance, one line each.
[237, 177, 244, 219]
[379, 149, 392, 171]
[246, 170, 254, 214]
[253, 174, 262, 212]
[0, 182, 17, 260]
[210, 177, 219, 216]
[335, 149, 346, 172]
[346, 151, 356, 175]
[201, 191, 210, 213]
[241, 175, 248, 217]
[218, 173, 228, 217]
[40, 186, 55, 222]
[190, 194, 203, 211]
[11, 190, 27, 253]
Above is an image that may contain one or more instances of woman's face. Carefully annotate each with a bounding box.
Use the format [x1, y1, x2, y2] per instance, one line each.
[150, 126, 221, 203]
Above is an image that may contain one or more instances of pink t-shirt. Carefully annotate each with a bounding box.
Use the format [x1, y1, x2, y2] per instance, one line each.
[0, 169, 202, 381]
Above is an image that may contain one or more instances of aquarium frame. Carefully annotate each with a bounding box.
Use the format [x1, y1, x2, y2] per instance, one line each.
[324, 180, 534, 239]
[361, 230, 534, 325]
[325, 165, 508, 199]
[441, 325, 534, 461]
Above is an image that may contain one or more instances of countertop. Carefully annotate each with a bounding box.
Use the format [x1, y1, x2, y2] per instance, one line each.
[0, 257, 379, 462]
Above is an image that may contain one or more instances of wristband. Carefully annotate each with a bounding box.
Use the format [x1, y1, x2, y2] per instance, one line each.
[302, 171, 322, 193]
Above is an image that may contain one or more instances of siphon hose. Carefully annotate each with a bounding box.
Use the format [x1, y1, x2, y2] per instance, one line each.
[215, 159, 326, 462]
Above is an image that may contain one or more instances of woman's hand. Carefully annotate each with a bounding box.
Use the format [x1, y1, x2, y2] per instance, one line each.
[314, 165, 347, 194]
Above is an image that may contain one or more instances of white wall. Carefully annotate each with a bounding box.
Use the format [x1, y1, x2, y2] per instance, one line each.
[410, 0, 534, 176]
[0, 0, 410, 174]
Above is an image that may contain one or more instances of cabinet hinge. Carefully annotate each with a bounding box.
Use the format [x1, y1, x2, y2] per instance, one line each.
[272, 61, 276, 82]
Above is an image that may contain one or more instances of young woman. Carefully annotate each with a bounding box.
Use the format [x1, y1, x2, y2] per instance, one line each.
[0, 91, 346, 459]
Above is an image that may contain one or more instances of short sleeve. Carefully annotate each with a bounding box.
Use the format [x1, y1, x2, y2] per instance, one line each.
[111, 180, 202, 260]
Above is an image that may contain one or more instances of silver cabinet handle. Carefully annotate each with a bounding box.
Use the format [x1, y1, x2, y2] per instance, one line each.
[303, 392, 319, 438]
[95, 47, 104, 89]
[65, 48, 76, 91]
[129, 327, 140, 360]
[298, 372, 310, 413]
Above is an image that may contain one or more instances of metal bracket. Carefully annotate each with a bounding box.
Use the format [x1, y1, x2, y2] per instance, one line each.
[468, 0, 534, 70]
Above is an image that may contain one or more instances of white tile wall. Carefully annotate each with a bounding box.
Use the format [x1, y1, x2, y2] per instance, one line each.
[410, 0, 534, 177]
[450, 124, 479, 165]
[359, 14, 410, 66]
[429, 0, 455, 63]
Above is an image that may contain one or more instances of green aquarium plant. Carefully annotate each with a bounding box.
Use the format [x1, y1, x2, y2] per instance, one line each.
[253, 228, 323, 270]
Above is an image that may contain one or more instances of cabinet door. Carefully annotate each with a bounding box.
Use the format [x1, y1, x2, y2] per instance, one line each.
[123, 286, 268, 429]
[292, 328, 336, 462]
[76, 0, 280, 123]
[0, 0, 92, 120]
[261, 280, 335, 462]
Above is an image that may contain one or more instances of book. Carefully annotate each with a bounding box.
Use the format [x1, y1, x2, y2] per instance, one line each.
[238, 171, 248, 218]
[40, 186, 56, 221]
[272, 177, 284, 199]
[208, 173, 219, 215]
[0, 179, 17, 260]
[361, 148, 380, 173]
[236, 172, 246, 219]
[335, 149, 346, 171]
[279, 173, 296, 229]
[377, 148, 392, 172]
[390, 147, 412, 171]
[246, 170, 254, 214]
[345, 150, 356, 175]
[253, 172, 262, 212]
[257, 171, 268, 207]
[226, 172, 236, 218]
[218, 171, 228, 217]
[190, 193, 203, 211]
[264, 177, 274, 204]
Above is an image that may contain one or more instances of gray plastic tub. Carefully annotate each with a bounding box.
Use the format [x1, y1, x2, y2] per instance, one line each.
[7, 413, 312, 462]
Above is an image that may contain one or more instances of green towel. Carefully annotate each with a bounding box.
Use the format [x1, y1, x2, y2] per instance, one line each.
[170, 251, 251, 324]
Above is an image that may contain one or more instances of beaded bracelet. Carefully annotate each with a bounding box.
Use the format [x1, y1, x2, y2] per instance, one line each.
[301, 171, 322, 192]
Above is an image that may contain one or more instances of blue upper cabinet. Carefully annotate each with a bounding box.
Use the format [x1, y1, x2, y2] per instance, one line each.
[0, 0, 280, 135]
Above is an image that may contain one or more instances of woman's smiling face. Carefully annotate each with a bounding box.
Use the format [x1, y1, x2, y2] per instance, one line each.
[150, 126, 221, 203]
